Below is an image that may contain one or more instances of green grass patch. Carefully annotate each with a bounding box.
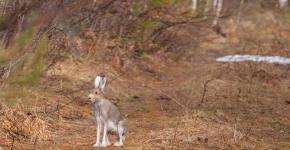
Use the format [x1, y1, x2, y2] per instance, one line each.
[150, 0, 164, 7]
[132, 3, 145, 16]
[138, 106, 150, 113]
[14, 27, 35, 52]
[0, 16, 7, 30]
[140, 52, 154, 61]
[14, 36, 48, 87]
[150, 0, 175, 7]
[144, 20, 159, 30]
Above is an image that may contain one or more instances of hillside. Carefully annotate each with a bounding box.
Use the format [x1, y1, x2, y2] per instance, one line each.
[0, 0, 290, 149]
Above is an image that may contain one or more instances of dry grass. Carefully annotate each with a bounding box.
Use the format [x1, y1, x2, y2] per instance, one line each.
[0, 1, 290, 149]
[0, 104, 51, 147]
[143, 114, 246, 150]
[36, 53, 290, 149]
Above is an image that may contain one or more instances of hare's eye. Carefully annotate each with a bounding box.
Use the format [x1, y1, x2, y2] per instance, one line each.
[95, 91, 98, 94]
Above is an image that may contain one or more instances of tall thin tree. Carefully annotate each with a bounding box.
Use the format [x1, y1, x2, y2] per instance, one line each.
[192, 0, 198, 12]
[279, 0, 288, 8]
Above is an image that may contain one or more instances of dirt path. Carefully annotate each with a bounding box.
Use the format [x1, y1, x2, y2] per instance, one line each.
[48, 100, 177, 150]
[6, 59, 290, 149]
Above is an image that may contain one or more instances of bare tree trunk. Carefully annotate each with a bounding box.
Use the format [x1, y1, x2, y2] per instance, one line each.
[235, 0, 245, 30]
[1, 0, 7, 16]
[213, 0, 223, 25]
[213, 0, 218, 12]
[192, 0, 198, 12]
[279, 0, 288, 8]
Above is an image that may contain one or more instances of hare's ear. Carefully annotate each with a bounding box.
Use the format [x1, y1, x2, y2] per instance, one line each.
[95, 76, 100, 88]
[95, 75, 107, 91]
[100, 77, 106, 90]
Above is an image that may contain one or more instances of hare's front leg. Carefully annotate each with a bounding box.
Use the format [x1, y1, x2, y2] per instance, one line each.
[93, 118, 102, 147]
[101, 123, 110, 147]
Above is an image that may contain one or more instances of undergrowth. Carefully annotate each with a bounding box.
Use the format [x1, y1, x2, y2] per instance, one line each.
[0, 28, 48, 106]
[15, 36, 47, 87]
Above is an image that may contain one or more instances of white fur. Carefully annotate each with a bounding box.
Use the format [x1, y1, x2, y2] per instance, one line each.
[94, 116, 111, 147]
[95, 76, 106, 91]
[89, 89, 128, 148]
[108, 121, 118, 131]
[93, 116, 126, 147]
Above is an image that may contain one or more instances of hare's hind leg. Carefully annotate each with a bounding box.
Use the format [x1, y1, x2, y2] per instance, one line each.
[113, 129, 124, 146]
[106, 134, 111, 146]
[113, 123, 126, 147]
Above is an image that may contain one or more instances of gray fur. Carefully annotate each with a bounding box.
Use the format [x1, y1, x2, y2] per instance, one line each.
[88, 89, 128, 147]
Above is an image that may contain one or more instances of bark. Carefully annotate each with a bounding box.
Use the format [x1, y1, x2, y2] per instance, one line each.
[192, 0, 198, 12]
[213, 0, 218, 11]
[279, 0, 288, 8]
[213, 0, 223, 25]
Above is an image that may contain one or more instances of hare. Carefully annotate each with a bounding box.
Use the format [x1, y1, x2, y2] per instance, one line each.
[88, 88, 128, 147]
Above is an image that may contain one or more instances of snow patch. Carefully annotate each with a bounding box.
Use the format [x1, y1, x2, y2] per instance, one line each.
[216, 55, 290, 65]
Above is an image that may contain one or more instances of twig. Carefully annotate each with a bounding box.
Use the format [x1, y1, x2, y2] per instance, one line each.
[71, 0, 118, 27]
[235, 0, 245, 31]
[199, 79, 214, 106]
[142, 138, 175, 149]
[149, 17, 209, 43]
[10, 136, 15, 150]
[170, 118, 181, 150]
[47, 95, 75, 114]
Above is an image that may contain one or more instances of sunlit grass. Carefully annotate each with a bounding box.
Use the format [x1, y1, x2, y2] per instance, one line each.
[0, 87, 36, 106]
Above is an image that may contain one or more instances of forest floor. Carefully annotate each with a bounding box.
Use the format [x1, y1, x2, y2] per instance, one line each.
[2, 53, 289, 150]
[0, 1, 290, 149]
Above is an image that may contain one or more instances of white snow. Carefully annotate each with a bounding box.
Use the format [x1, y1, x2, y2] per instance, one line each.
[216, 55, 290, 65]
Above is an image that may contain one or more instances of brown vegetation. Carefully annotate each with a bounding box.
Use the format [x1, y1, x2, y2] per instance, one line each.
[0, 0, 289, 149]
